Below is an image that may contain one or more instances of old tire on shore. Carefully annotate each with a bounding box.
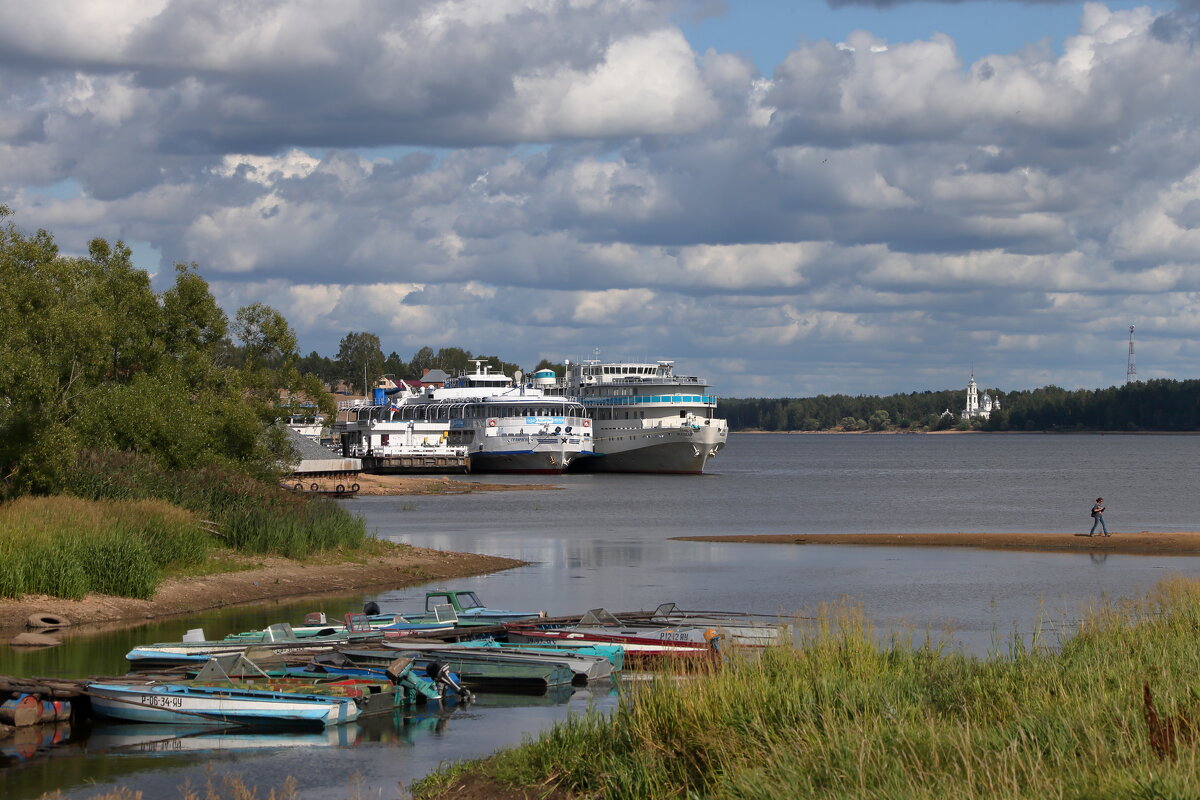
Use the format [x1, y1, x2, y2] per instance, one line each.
[351, 483, 360, 492]
[336, 484, 346, 494]
[26, 613, 70, 629]
[310, 483, 319, 492]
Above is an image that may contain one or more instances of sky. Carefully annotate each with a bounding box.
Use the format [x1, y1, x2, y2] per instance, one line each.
[4, 0, 1200, 398]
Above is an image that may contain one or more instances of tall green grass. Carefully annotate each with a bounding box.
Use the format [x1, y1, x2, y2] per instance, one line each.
[415, 582, 1200, 800]
[0, 450, 371, 600]
[64, 449, 368, 558]
[0, 495, 210, 599]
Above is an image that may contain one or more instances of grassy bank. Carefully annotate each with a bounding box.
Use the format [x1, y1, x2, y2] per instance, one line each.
[0, 450, 370, 601]
[65, 450, 368, 559]
[415, 581, 1200, 800]
[0, 495, 211, 599]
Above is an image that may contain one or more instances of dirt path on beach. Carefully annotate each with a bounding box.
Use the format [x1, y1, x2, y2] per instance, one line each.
[0, 545, 523, 636]
[675, 532, 1200, 555]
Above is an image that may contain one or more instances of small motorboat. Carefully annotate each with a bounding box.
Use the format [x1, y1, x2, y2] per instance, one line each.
[380, 640, 613, 683]
[643, 602, 793, 647]
[337, 647, 574, 693]
[397, 590, 543, 627]
[88, 654, 409, 729]
[504, 609, 720, 661]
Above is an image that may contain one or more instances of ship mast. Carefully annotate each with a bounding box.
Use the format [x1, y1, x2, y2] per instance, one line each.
[1126, 325, 1137, 384]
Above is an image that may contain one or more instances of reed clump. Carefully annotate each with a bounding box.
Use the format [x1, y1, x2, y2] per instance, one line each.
[0, 495, 210, 599]
[415, 583, 1200, 800]
[0, 450, 370, 600]
[64, 449, 368, 558]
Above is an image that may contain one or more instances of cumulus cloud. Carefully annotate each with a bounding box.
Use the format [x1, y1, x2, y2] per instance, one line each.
[4, 1, 1200, 394]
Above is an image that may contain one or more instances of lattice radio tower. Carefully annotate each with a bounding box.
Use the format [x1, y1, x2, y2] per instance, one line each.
[1126, 325, 1137, 384]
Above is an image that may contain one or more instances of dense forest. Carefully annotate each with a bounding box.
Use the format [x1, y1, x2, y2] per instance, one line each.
[722, 379, 1200, 432]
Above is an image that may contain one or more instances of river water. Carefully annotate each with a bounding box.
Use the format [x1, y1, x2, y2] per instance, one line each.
[3, 433, 1198, 799]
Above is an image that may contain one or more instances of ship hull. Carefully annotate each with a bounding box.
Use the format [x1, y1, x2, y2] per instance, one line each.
[470, 450, 587, 474]
[470, 434, 592, 474]
[572, 425, 726, 474]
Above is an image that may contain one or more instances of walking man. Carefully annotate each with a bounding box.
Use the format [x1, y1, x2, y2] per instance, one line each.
[1089, 497, 1109, 537]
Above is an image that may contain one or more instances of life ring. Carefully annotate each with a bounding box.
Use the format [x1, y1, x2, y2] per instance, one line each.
[582, 419, 591, 427]
[487, 418, 497, 427]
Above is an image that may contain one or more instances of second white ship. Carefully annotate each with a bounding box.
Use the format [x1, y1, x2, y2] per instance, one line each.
[545, 359, 727, 474]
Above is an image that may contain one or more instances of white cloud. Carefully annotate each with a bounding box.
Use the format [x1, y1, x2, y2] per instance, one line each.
[4, 1, 1200, 395]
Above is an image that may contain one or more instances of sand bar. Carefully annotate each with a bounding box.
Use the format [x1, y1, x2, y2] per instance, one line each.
[674, 532, 1200, 556]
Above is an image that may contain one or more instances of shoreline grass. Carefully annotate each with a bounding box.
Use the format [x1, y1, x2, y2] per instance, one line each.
[0, 449, 375, 601]
[414, 580, 1200, 800]
[0, 495, 210, 599]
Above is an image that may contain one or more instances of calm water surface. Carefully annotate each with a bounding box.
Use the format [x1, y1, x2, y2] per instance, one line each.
[4, 433, 1198, 799]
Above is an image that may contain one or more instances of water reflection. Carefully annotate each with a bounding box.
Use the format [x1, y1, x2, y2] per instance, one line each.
[4, 434, 1200, 799]
[5, 682, 612, 800]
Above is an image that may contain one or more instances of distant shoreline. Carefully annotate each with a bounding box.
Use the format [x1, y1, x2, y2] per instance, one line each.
[730, 429, 1200, 436]
[674, 532, 1200, 556]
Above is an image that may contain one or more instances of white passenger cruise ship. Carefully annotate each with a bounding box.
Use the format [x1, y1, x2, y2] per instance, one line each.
[336, 364, 592, 474]
[545, 359, 727, 474]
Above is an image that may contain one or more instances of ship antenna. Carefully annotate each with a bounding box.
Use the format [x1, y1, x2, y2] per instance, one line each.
[1126, 325, 1137, 384]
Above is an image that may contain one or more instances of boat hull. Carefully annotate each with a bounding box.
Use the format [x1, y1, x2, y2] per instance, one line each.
[469, 449, 584, 474]
[575, 425, 726, 474]
[378, 642, 612, 683]
[87, 683, 361, 728]
[504, 627, 718, 663]
[342, 648, 574, 693]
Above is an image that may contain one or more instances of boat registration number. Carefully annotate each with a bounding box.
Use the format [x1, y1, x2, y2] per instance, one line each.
[658, 631, 693, 642]
[140, 694, 185, 708]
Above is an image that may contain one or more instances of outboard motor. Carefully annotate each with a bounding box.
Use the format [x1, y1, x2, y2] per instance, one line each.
[363, 600, 381, 616]
[425, 659, 473, 702]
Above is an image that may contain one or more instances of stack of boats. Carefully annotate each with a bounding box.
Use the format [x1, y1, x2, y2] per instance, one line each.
[87, 590, 791, 730]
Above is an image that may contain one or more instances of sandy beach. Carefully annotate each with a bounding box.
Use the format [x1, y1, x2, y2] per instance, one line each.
[674, 532, 1200, 555]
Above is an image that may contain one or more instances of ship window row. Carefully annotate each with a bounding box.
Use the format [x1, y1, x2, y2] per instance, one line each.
[586, 366, 658, 375]
[370, 403, 585, 421]
[582, 395, 714, 406]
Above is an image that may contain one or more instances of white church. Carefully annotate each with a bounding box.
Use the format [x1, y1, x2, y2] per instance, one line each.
[961, 372, 999, 420]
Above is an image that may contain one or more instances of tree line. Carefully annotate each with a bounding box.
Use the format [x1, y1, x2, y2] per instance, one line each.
[297, 336, 548, 396]
[0, 208, 371, 599]
[0, 208, 328, 495]
[721, 379, 1200, 432]
[0, 208, 549, 494]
